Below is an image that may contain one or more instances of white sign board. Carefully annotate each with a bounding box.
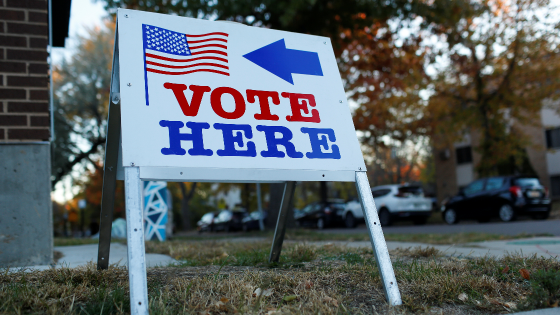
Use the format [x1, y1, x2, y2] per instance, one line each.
[116, 9, 365, 182]
[99, 10, 401, 314]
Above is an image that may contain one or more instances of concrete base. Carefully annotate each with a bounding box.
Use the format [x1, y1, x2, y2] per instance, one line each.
[0, 143, 53, 267]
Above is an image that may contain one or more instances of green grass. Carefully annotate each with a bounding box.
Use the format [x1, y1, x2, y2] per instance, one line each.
[174, 229, 553, 245]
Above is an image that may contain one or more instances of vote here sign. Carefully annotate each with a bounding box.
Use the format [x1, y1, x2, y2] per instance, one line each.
[116, 9, 366, 182]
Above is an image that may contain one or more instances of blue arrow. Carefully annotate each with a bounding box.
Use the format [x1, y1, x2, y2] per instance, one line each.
[243, 39, 323, 84]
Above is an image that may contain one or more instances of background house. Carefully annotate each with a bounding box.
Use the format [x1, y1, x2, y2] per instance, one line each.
[435, 103, 560, 203]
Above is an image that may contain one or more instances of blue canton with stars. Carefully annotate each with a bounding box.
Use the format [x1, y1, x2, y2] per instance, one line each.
[143, 24, 191, 56]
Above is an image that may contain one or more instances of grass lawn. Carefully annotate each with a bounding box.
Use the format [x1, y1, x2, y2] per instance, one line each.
[2, 241, 559, 314]
[53, 229, 554, 248]
[172, 229, 552, 245]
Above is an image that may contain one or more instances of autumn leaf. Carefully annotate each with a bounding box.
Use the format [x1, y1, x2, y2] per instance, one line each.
[283, 295, 298, 302]
[501, 266, 510, 274]
[253, 288, 273, 297]
[504, 302, 517, 309]
[519, 269, 531, 280]
[324, 296, 339, 307]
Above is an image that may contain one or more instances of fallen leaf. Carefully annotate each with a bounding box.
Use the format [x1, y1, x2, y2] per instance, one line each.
[484, 295, 502, 306]
[304, 280, 313, 289]
[324, 296, 339, 307]
[501, 266, 509, 274]
[283, 295, 297, 302]
[221, 252, 229, 258]
[458, 293, 468, 302]
[504, 302, 517, 309]
[220, 297, 229, 303]
[519, 268, 530, 280]
[253, 288, 273, 297]
[548, 300, 559, 307]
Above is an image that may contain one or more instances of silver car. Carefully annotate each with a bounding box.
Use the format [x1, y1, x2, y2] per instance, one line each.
[343, 184, 432, 227]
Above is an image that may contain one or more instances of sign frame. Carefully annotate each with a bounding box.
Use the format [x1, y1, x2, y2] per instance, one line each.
[97, 9, 402, 314]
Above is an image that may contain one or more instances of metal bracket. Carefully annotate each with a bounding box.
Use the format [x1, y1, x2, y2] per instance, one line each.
[111, 92, 120, 104]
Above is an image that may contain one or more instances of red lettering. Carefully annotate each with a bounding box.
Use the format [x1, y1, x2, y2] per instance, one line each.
[211, 87, 246, 119]
[246, 90, 280, 121]
[281, 92, 321, 123]
[163, 83, 211, 117]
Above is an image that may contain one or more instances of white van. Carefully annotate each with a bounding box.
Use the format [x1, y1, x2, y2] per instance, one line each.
[343, 184, 432, 227]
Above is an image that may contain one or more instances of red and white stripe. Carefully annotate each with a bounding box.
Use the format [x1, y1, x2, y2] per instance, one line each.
[145, 32, 229, 76]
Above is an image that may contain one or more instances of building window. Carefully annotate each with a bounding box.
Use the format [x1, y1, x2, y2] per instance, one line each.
[456, 146, 473, 165]
[551, 176, 560, 197]
[546, 128, 560, 149]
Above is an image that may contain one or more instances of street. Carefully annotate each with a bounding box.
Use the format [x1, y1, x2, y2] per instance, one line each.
[320, 219, 560, 236]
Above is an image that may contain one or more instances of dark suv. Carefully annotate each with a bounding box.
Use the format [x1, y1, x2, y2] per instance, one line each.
[441, 176, 551, 224]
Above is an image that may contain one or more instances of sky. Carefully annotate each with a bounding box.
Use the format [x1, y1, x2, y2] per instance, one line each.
[52, 1, 108, 202]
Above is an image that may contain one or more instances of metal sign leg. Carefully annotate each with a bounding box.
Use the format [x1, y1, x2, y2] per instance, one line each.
[355, 171, 402, 306]
[269, 181, 296, 262]
[97, 99, 121, 270]
[97, 28, 121, 270]
[124, 167, 149, 314]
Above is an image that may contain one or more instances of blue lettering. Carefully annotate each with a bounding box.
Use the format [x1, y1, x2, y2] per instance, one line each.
[214, 123, 257, 157]
[301, 127, 341, 159]
[159, 120, 213, 156]
[256, 125, 303, 158]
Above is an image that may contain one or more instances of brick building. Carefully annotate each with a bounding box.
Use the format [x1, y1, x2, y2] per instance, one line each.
[0, 0, 71, 267]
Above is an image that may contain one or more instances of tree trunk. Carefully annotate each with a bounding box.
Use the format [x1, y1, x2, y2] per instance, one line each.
[179, 182, 197, 231]
[265, 183, 296, 230]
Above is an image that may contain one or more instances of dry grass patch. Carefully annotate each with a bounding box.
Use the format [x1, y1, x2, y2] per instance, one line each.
[2, 241, 559, 314]
[384, 232, 554, 245]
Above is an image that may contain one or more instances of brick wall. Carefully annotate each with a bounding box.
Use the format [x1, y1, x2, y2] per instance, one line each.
[0, 0, 49, 142]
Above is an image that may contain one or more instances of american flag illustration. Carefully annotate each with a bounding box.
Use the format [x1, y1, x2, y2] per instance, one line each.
[142, 24, 229, 105]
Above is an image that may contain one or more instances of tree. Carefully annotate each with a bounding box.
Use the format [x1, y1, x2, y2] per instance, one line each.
[51, 23, 114, 187]
[428, 0, 560, 176]
[179, 182, 197, 230]
[98, 0, 481, 213]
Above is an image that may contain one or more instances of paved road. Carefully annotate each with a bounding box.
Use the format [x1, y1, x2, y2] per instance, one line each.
[17, 243, 176, 271]
[320, 219, 560, 236]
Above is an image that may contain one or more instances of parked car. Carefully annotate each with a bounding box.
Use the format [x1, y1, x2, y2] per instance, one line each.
[212, 209, 248, 232]
[343, 184, 432, 227]
[295, 200, 346, 229]
[441, 176, 551, 224]
[197, 211, 218, 233]
[242, 211, 267, 232]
